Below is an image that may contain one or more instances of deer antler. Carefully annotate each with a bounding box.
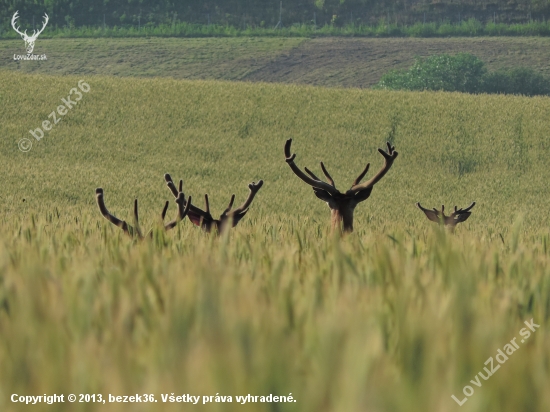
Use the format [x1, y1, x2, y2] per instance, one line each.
[416, 202, 444, 224]
[163, 174, 192, 229]
[186, 180, 264, 233]
[11, 11, 27, 38]
[450, 202, 476, 223]
[283, 139, 398, 233]
[348, 142, 398, 193]
[416, 202, 475, 227]
[96, 188, 135, 237]
[284, 139, 340, 196]
[96, 175, 191, 239]
[161, 190, 190, 229]
[222, 194, 236, 216]
[222, 180, 264, 226]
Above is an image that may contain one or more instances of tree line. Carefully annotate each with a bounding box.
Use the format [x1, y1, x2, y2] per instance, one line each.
[1, 0, 549, 31]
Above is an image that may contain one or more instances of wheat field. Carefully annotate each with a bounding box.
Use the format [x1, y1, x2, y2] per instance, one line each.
[0, 71, 549, 412]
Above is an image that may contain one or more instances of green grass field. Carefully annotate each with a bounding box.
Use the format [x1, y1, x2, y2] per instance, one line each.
[1, 70, 550, 412]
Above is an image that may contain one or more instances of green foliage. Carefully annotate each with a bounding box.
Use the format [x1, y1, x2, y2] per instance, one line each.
[376, 53, 550, 96]
[7, 19, 550, 40]
[3, 0, 550, 34]
[376, 53, 487, 93]
[483, 67, 550, 96]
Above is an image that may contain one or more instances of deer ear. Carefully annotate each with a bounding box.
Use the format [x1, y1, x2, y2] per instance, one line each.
[421, 209, 441, 223]
[454, 212, 472, 223]
[353, 187, 373, 203]
[313, 188, 332, 202]
[416, 203, 442, 223]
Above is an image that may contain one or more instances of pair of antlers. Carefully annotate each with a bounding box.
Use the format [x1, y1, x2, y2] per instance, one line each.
[165, 175, 263, 233]
[96, 174, 263, 238]
[284, 138, 398, 232]
[416, 202, 476, 228]
[96, 175, 190, 239]
[284, 139, 398, 197]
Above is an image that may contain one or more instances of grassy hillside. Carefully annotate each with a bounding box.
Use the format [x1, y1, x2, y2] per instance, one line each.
[2, 37, 550, 87]
[1, 71, 550, 411]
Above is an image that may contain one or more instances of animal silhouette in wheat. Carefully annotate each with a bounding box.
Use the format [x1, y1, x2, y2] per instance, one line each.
[170, 178, 263, 234]
[283, 139, 398, 233]
[96, 174, 191, 239]
[416, 202, 475, 230]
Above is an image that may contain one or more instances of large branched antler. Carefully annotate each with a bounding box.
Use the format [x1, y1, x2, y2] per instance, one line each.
[186, 180, 264, 233]
[169, 172, 216, 230]
[284, 139, 398, 196]
[283, 139, 398, 233]
[96, 175, 191, 239]
[222, 180, 264, 227]
[96, 188, 136, 237]
[284, 139, 340, 196]
[347, 142, 398, 193]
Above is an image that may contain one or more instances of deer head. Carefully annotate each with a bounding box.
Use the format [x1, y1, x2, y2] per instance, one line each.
[11, 11, 49, 54]
[284, 139, 398, 233]
[416, 202, 475, 230]
[171, 179, 263, 234]
[95, 174, 191, 239]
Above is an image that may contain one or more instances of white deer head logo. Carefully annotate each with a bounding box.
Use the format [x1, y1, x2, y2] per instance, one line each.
[11, 11, 49, 54]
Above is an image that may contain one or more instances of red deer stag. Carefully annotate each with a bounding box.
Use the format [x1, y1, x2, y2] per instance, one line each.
[166, 178, 263, 233]
[96, 175, 191, 239]
[416, 202, 475, 230]
[284, 139, 398, 233]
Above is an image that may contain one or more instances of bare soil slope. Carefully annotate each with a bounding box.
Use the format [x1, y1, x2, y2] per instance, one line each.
[244, 37, 550, 88]
[1, 37, 549, 88]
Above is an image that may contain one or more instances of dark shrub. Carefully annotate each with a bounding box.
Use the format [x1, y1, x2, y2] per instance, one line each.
[482, 68, 550, 96]
[375, 53, 487, 93]
[375, 53, 550, 97]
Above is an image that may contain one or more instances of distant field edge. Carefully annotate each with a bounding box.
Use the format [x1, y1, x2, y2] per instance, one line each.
[4, 19, 550, 39]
